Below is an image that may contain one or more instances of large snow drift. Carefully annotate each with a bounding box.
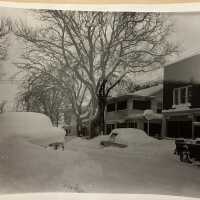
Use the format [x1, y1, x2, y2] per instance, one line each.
[0, 128, 200, 197]
[0, 137, 102, 193]
[0, 112, 65, 146]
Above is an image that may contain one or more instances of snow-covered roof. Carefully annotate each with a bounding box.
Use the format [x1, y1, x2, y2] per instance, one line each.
[126, 110, 163, 120]
[126, 113, 144, 120]
[131, 84, 163, 97]
[107, 84, 163, 102]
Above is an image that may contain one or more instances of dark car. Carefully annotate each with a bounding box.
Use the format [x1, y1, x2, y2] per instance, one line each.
[175, 138, 200, 163]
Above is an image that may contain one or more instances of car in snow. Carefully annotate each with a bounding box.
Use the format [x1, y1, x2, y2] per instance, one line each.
[175, 138, 200, 163]
[100, 128, 156, 148]
[0, 112, 66, 149]
[100, 131, 128, 148]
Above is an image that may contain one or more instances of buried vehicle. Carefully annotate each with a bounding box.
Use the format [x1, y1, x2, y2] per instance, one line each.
[100, 128, 156, 148]
[175, 138, 200, 163]
[0, 112, 65, 149]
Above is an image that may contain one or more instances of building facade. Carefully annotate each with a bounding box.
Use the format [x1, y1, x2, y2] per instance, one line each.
[105, 84, 163, 136]
[162, 54, 200, 138]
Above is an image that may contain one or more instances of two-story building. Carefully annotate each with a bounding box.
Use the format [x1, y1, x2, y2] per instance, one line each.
[105, 84, 163, 136]
[162, 54, 200, 139]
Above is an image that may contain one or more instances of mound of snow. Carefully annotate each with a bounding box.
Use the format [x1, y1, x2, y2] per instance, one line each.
[0, 136, 103, 193]
[0, 112, 65, 146]
[66, 135, 109, 150]
[66, 128, 158, 152]
[110, 128, 157, 145]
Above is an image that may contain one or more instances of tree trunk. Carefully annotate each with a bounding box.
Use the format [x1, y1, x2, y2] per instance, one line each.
[88, 96, 106, 138]
[76, 116, 83, 137]
[98, 96, 106, 135]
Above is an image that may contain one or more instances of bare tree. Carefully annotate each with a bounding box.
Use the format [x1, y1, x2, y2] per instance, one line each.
[0, 18, 10, 60]
[15, 48, 89, 132]
[16, 78, 66, 126]
[0, 100, 7, 113]
[15, 11, 177, 137]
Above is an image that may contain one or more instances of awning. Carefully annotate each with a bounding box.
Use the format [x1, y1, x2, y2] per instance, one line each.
[193, 122, 200, 126]
[106, 119, 126, 124]
[126, 113, 144, 120]
[126, 110, 163, 121]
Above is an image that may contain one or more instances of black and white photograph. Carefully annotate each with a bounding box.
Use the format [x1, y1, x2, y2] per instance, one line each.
[0, 5, 200, 198]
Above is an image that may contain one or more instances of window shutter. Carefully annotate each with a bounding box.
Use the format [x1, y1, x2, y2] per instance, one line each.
[188, 86, 192, 103]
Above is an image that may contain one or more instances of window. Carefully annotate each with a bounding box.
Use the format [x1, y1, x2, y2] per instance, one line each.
[174, 88, 179, 105]
[173, 86, 192, 106]
[117, 122, 127, 128]
[127, 121, 137, 128]
[107, 103, 115, 112]
[180, 87, 187, 104]
[117, 101, 127, 110]
[133, 100, 151, 110]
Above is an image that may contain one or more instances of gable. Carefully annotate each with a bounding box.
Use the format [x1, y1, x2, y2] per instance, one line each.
[164, 54, 200, 84]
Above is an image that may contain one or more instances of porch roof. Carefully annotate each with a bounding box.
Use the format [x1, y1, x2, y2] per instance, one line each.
[105, 119, 126, 124]
[162, 108, 200, 116]
[126, 113, 144, 120]
[126, 110, 163, 120]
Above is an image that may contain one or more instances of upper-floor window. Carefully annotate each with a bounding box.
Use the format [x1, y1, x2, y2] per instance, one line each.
[133, 100, 151, 110]
[117, 100, 127, 110]
[107, 103, 116, 112]
[173, 86, 192, 106]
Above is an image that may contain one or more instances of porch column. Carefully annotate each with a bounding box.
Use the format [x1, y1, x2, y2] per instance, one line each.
[190, 114, 195, 139]
[161, 117, 167, 138]
[138, 119, 144, 130]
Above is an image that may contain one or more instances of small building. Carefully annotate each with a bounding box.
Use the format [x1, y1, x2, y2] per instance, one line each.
[105, 84, 163, 136]
[162, 54, 200, 139]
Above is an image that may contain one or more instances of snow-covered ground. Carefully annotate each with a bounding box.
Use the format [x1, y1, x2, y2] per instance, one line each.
[0, 129, 200, 198]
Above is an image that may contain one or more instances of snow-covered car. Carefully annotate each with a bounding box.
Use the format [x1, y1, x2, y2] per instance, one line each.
[0, 112, 65, 148]
[100, 128, 156, 148]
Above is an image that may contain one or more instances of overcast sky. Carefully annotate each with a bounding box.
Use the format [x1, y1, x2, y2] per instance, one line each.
[1, 8, 200, 105]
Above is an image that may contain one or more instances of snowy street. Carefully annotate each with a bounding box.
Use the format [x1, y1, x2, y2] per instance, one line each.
[0, 135, 199, 198]
[1, 6, 200, 200]
[64, 137, 200, 197]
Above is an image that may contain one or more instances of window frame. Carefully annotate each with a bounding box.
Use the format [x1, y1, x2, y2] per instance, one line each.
[107, 103, 116, 112]
[173, 85, 192, 107]
[116, 100, 127, 111]
[133, 99, 151, 110]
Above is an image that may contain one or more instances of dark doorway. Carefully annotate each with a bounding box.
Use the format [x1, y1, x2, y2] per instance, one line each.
[194, 126, 200, 138]
[144, 122, 161, 137]
[167, 120, 192, 138]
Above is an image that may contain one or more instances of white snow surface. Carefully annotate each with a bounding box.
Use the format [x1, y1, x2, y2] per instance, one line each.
[0, 126, 200, 197]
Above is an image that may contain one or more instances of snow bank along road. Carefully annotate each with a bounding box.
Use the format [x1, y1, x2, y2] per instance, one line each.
[0, 135, 200, 198]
